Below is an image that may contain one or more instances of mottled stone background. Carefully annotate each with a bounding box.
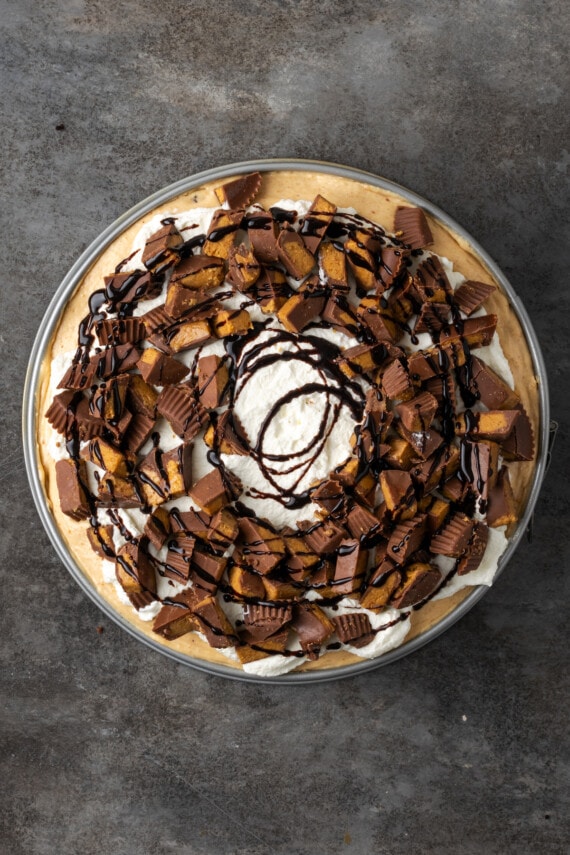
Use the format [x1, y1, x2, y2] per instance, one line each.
[1, 1, 568, 853]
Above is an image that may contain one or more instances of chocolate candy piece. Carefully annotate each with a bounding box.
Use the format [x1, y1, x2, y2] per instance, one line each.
[500, 404, 535, 461]
[277, 276, 326, 333]
[202, 208, 244, 260]
[45, 390, 79, 435]
[137, 347, 188, 385]
[298, 519, 348, 555]
[81, 438, 135, 478]
[207, 509, 239, 552]
[453, 280, 496, 316]
[387, 514, 427, 564]
[462, 356, 520, 410]
[55, 459, 90, 520]
[169, 254, 225, 291]
[197, 355, 229, 410]
[254, 267, 291, 313]
[382, 358, 414, 401]
[228, 563, 266, 599]
[455, 409, 520, 442]
[144, 506, 171, 550]
[413, 256, 450, 303]
[292, 603, 335, 660]
[89, 344, 140, 382]
[486, 466, 518, 527]
[311, 479, 348, 517]
[300, 194, 336, 255]
[380, 469, 416, 518]
[247, 210, 280, 263]
[394, 206, 433, 249]
[457, 522, 489, 575]
[356, 296, 398, 343]
[152, 591, 199, 640]
[390, 562, 441, 608]
[319, 241, 348, 291]
[360, 550, 402, 610]
[190, 595, 237, 648]
[414, 301, 450, 335]
[430, 512, 474, 557]
[188, 468, 241, 514]
[238, 517, 286, 575]
[137, 443, 193, 505]
[212, 308, 253, 338]
[115, 538, 157, 601]
[242, 603, 293, 642]
[214, 171, 262, 209]
[127, 374, 158, 417]
[86, 524, 115, 559]
[122, 412, 156, 454]
[276, 227, 316, 279]
[156, 384, 208, 441]
[96, 317, 146, 346]
[142, 222, 183, 274]
[190, 546, 227, 594]
[227, 243, 261, 291]
[332, 539, 367, 595]
[333, 612, 374, 646]
[170, 507, 211, 537]
[344, 234, 378, 293]
[103, 270, 163, 310]
[164, 533, 196, 582]
[396, 391, 438, 433]
[377, 245, 409, 289]
[346, 503, 384, 544]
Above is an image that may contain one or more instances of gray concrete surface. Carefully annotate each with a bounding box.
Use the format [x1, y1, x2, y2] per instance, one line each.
[1, 1, 569, 853]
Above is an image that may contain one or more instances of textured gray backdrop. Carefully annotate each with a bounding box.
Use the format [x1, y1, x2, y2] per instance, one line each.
[2, 1, 569, 853]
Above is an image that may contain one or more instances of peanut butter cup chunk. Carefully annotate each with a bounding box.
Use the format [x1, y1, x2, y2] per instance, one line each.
[152, 591, 200, 640]
[169, 253, 225, 291]
[276, 226, 316, 279]
[333, 612, 374, 646]
[55, 458, 91, 520]
[387, 514, 427, 564]
[430, 512, 474, 557]
[413, 256, 450, 303]
[454, 409, 520, 442]
[189, 468, 241, 515]
[344, 234, 378, 292]
[202, 208, 244, 260]
[127, 374, 158, 418]
[346, 502, 383, 543]
[156, 383, 208, 441]
[164, 532, 196, 582]
[462, 356, 520, 410]
[206, 508, 239, 552]
[103, 269, 163, 311]
[298, 518, 348, 555]
[319, 240, 348, 291]
[227, 243, 261, 291]
[377, 245, 410, 289]
[414, 301, 450, 335]
[380, 469, 416, 518]
[214, 171, 262, 208]
[142, 221, 183, 274]
[500, 404, 535, 461]
[311, 478, 348, 517]
[457, 521, 489, 575]
[228, 563, 266, 599]
[394, 206, 433, 249]
[292, 603, 335, 660]
[123, 411, 156, 454]
[382, 358, 414, 401]
[486, 466, 518, 527]
[45, 390, 80, 435]
[197, 355, 229, 411]
[356, 296, 398, 343]
[277, 276, 326, 333]
[189, 546, 227, 594]
[137, 347, 188, 386]
[80, 438, 136, 478]
[396, 391, 438, 433]
[170, 507, 211, 537]
[144, 506, 171, 550]
[390, 562, 441, 608]
[247, 209, 280, 263]
[254, 267, 291, 313]
[361, 549, 402, 610]
[300, 194, 337, 255]
[115, 538, 157, 602]
[86, 524, 115, 559]
[96, 317, 146, 346]
[237, 517, 286, 575]
[453, 280, 496, 316]
[242, 603, 294, 642]
[190, 595, 237, 648]
[212, 308, 252, 337]
[332, 538, 367, 595]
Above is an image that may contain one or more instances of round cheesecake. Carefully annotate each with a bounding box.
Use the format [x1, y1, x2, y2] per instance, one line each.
[36, 166, 540, 677]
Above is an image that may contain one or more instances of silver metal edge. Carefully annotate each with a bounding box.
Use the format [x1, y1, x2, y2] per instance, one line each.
[22, 158, 550, 684]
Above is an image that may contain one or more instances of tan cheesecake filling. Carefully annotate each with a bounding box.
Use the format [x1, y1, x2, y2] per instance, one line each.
[37, 169, 539, 676]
